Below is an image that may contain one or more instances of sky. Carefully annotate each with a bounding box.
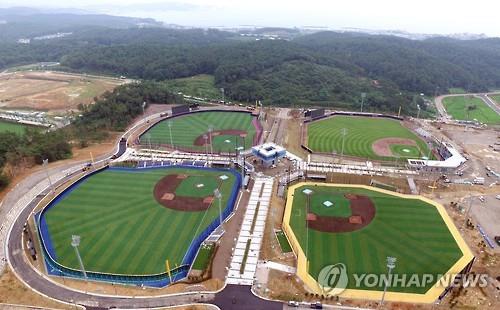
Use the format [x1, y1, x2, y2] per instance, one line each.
[2, 0, 500, 36]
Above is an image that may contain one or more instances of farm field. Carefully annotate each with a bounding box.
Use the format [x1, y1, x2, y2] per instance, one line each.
[143, 111, 258, 152]
[284, 183, 469, 295]
[442, 96, 500, 124]
[42, 167, 238, 275]
[163, 74, 220, 100]
[307, 116, 432, 160]
[0, 71, 125, 112]
[0, 120, 26, 134]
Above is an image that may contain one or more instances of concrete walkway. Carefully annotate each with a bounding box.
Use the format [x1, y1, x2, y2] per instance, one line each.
[226, 176, 274, 285]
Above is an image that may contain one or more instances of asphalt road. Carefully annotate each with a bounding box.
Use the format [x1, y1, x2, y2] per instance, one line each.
[2, 105, 285, 309]
[213, 285, 282, 310]
[479, 94, 500, 115]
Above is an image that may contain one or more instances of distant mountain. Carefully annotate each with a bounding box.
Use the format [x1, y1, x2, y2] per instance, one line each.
[0, 7, 92, 16]
[0, 7, 162, 42]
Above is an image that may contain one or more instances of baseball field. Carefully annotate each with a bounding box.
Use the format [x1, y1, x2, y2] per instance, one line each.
[42, 166, 238, 276]
[306, 116, 432, 160]
[142, 111, 259, 152]
[284, 183, 470, 298]
[442, 96, 500, 124]
[0, 120, 26, 134]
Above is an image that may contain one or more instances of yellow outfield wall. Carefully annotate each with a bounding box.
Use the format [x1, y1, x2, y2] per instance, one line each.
[282, 182, 475, 304]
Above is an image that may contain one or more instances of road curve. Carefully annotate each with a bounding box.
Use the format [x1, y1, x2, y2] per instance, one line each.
[3, 106, 283, 309]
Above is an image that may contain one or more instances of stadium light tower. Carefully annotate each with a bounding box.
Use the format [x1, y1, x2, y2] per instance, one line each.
[236, 146, 245, 189]
[71, 235, 87, 280]
[203, 134, 209, 165]
[220, 88, 225, 103]
[340, 128, 348, 163]
[302, 188, 313, 261]
[42, 159, 55, 194]
[214, 189, 222, 226]
[208, 125, 214, 155]
[167, 121, 173, 149]
[360, 92, 366, 112]
[381, 256, 397, 306]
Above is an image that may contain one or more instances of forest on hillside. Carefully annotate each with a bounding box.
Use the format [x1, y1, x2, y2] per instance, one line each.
[2, 13, 500, 115]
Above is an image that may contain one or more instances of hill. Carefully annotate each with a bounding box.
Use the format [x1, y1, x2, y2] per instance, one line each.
[1, 13, 500, 114]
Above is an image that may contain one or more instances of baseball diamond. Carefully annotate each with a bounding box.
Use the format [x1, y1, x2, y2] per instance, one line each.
[282, 182, 474, 302]
[306, 115, 433, 161]
[141, 111, 260, 152]
[39, 166, 239, 277]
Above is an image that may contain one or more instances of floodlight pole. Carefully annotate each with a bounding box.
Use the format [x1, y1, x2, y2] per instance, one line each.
[361, 92, 366, 112]
[340, 128, 348, 163]
[214, 189, 222, 226]
[167, 121, 173, 150]
[203, 134, 209, 166]
[208, 125, 214, 156]
[71, 235, 87, 280]
[381, 256, 397, 306]
[42, 159, 55, 194]
[148, 135, 153, 159]
[303, 189, 313, 265]
[462, 195, 474, 230]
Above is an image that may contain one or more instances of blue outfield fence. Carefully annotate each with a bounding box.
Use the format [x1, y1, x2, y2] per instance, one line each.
[36, 165, 242, 287]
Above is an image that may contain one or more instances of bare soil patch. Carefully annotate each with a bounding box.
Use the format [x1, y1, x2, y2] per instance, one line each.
[372, 137, 417, 157]
[307, 194, 376, 233]
[153, 174, 212, 211]
[0, 71, 124, 112]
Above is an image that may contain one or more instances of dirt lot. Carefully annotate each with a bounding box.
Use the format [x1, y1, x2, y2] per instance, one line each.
[0, 71, 125, 113]
[439, 124, 500, 172]
[0, 268, 73, 309]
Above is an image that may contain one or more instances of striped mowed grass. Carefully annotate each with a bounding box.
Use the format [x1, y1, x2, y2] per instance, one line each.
[44, 167, 237, 275]
[289, 185, 462, 294]
[307, 116, 431, 161]
[143, 111, 257, 152]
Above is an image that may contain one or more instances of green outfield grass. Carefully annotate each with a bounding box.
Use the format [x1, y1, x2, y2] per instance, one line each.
[144, 111, 257, 152]
[163, 74, 220, 100]
[0, 120, 26, 134]
[288, 185, 463, 294]
[442, 96, 500, 124]
[307, 116, 431, 160]
[44, 167, 237, 275]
